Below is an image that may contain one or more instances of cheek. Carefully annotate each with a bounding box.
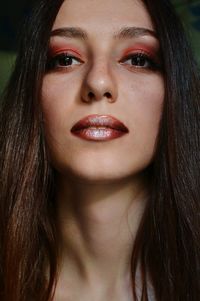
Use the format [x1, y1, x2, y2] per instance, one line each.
[122, 72, 164, 143]
[41, 74, 78, 110]
[41, 74, 79, 142]
[133, 77, 164, 133]
[135, 77, 164, 153]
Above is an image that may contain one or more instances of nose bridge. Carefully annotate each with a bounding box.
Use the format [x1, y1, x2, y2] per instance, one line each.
[81, 52, 118, 102]
[88, 56, 111, 88]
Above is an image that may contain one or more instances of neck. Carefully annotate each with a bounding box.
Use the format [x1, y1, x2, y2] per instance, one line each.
[54, 172, 149, 300]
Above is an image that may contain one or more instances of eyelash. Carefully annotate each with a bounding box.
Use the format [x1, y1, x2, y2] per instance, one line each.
[120, 52, 161, 71]
[46, 53, 82, 71]
[45, 51, 161, 72]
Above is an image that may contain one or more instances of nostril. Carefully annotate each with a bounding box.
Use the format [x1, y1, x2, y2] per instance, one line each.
[87, 91, 112, 101]
[104, 92, 112, 98]
[88, 92, 95, 99]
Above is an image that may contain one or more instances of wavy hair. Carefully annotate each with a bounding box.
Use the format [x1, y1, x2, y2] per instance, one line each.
[0, 0, 199, 300]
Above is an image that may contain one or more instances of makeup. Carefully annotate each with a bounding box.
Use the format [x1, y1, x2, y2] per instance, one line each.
[123, 44, 157, 57]
[49, 46, 82, 57]
[120, 43, 162, 70]
[71, 114, 129, 141]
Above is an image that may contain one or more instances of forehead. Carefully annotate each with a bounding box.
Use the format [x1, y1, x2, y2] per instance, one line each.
[52, 0, 155, 34]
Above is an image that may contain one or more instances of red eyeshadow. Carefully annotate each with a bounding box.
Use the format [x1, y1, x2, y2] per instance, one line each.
[49, 45, 82, 57]
[123, 44, 156, 57]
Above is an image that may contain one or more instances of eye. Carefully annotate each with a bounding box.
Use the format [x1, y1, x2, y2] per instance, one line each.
[120, 52, 161, 71]
[46, 52, 83, 71]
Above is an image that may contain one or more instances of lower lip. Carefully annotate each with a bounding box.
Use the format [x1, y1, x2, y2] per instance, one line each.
[71, 127, 128, 141]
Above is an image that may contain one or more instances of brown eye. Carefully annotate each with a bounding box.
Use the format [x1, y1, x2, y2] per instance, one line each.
[121, 52, 161, 70]
[46, 53, 82, 70]
[57, 55, 74, 66]
[131, 54, 148, 67]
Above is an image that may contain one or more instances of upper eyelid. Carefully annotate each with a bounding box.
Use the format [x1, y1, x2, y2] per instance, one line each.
[49, 49, 154, 59]
[47, 50, 160, 66]
[49, 50, 81, 57]
[53, 52, 81, 58]
[122, 52, 152, 58]
[122, 51, 162, 65]
[48, 38, 160, 56]
[49, 52, 83, 63]
[120, 53, 155, 64]
[46, 52, 161, 72]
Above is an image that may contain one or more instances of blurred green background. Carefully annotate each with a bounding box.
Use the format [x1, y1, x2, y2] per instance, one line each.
[0, 0, 200, 94]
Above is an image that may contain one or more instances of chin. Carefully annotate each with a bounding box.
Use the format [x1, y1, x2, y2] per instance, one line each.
[53, 155, 152, 184]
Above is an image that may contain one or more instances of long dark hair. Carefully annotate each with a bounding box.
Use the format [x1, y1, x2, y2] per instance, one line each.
[0, 0, 199, 300]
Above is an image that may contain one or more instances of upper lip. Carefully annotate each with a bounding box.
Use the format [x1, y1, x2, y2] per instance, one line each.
[71, 114, 129, 132]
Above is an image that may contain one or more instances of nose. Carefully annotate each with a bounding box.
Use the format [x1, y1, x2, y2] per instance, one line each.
[81, 60, 118, 103]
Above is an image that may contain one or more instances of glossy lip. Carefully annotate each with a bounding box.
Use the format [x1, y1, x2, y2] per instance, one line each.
[71, 114, 129, 141]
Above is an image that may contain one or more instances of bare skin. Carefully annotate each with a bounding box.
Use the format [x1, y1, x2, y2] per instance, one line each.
[41, 0, 164, 300]
[54, 174, 149, 301]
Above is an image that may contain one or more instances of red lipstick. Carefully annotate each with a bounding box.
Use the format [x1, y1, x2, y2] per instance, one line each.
[71, 114, 129, 141]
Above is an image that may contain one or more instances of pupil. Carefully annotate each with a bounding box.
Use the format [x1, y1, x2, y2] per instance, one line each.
[132, 56, 146, 66]
[60, 55, 72, 66]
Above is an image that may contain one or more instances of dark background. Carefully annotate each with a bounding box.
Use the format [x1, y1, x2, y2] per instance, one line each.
[0, 0, 200, 92]
[0, 1, 36, 52]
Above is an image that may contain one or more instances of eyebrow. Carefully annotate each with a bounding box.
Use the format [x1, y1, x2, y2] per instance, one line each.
[50, 26, 158, 40]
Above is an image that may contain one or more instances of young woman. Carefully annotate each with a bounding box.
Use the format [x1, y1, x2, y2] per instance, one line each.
[0, 0, 199, 300]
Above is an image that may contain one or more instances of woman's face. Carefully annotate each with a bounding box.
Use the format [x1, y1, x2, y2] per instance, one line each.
[41, 0, 164, 182]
